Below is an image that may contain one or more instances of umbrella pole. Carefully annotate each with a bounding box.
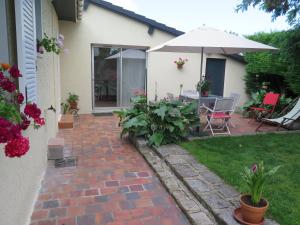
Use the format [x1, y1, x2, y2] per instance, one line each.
[198, 47, 204, 114]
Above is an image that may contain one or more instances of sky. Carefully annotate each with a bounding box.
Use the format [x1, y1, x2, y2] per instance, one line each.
[106, 0, 290, 36]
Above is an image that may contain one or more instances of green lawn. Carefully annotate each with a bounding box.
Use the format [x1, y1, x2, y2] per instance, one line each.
[181, 133, 300, 225]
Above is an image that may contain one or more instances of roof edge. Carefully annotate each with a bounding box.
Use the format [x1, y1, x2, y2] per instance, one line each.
[84, 0, 184, 37]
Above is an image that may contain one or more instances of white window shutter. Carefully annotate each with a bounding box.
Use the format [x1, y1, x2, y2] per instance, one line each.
[15, 0, 37, 103]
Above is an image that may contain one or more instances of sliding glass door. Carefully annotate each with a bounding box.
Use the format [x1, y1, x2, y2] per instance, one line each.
[92, 47, 146, 109]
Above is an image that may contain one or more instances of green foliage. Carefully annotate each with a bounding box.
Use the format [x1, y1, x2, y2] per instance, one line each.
[67, 93, 79, 103]
[196, 80, 211, 93]
[61, 102, 70, 114]
[236, 0, 300, 26]
[38, 33, 62, 54]
[0, 100, 21, 123]
[241, 90, 267, 111]
[147, 100, 199, 146]
[114, 96, 199, 146]
[241, 161, 281, 206]
[244, 29, 300, 95]
[114, 95, 149, 138]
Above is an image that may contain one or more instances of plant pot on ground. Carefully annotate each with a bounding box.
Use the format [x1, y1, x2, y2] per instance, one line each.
[235, 162, 280, 224]
[239, 194, 269, 224]
[67, 93, 79, 110]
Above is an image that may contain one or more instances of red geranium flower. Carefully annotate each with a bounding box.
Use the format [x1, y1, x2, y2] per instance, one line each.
[0, 117, 21, 143]
[8, 65, 22, 78]
[24, 103, 41, 119]
[34, 117, 45, 126]
[0, 77, 16, 93]
[16, 93, 24, 104]
[5, 136, 30, 158]
[0, 72, 4, 80]
[20, 117, 30, 130]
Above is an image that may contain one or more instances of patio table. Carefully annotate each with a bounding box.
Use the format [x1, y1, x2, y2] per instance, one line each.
[179, 93, 223, 109]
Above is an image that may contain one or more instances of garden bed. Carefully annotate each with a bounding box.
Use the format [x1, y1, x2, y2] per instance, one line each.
[181, 133, 300, 225]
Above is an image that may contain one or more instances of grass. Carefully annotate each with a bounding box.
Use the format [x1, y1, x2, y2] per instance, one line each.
[180, 133, 300, 225]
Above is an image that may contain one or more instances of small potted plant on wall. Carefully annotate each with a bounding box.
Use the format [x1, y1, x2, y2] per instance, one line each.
[67, 93, 79, 110]
[174, 58, 188, 69]
[234, 162, 280, 225]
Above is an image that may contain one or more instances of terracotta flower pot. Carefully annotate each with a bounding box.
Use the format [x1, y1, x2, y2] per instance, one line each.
[177, 64, 183, 69]
[69, 102, 78, 110]
[201, 91, 209, 97]
[240, 194, 269, 224]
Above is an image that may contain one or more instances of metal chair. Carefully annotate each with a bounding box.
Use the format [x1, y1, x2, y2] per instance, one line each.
[228, 93, 241, 127]
[203, 98, 235, 135]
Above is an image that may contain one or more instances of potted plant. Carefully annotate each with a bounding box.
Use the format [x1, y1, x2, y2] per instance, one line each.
[67, 93, 79, 110]
[196, 80, 210, 97]
[174, 58, 188, 69]
[236, 162, 280, 224]
[61, 102, 70, 114]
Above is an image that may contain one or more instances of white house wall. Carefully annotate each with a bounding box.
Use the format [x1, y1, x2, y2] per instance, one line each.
[60, 3, 247, 114]
[0, 1, 61, 225]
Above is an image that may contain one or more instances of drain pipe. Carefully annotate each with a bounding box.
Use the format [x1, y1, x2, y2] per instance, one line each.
[77, 0, 84, 21]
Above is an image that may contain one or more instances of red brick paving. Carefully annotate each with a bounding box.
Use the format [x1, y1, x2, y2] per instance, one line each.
[30, 115, 190, 225]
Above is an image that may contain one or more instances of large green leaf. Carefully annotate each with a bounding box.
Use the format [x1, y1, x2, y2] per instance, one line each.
[148, 132, 164, 146]
[153, 105, 167, 119]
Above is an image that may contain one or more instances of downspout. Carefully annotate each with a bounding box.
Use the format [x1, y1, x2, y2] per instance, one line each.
[77, 0, 84, 21]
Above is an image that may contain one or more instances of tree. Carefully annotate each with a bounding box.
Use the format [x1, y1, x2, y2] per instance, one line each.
[236, 0, 300, 26]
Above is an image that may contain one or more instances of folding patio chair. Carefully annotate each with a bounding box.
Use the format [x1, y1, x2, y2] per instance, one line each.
[250, 92, 280, 119]
[228, 93, 241, 127]
[256, 98, 300, 131]
[203, 98, 235, 135]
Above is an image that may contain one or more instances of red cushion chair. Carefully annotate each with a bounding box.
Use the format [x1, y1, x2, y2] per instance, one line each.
[250, 92, 280, 116]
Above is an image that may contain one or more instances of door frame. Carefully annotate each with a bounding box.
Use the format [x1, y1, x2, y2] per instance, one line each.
[91, 44, 148, 112]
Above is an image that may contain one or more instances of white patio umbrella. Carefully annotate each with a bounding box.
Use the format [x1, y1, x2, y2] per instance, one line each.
[148, 26, 277, 100]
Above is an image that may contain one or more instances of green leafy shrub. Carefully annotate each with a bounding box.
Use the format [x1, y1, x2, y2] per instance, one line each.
[114, 97, 199, 146]
[114, 95, 149, 138]
[148, 100, 199, 146]
[245, 29, 300, 96]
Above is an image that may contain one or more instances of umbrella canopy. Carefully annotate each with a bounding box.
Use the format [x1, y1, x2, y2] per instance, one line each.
[148, 26, 277, 54]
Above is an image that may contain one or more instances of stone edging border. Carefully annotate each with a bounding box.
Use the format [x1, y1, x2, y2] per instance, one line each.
[130, 136, 280, 225]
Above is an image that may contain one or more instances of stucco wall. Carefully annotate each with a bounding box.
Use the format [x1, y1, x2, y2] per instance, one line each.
[60, 3, 247, 114]
[0, 1, 60, 225]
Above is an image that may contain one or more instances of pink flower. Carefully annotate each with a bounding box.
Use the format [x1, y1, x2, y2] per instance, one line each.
[0, 72, 4, 80]
[24, 103, 41, 119]
[58, 34, 64, 41]
[38, 46, 44, 54]
[0, 77, 16, 93]
[5, 136, 30, 158]
[8, 65, 22, 78]
[252, 164, 258, 173]
[16, 93, 24, 104]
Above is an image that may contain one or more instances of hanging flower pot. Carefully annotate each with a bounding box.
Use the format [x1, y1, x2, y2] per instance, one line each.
[174, 58, 188, 70]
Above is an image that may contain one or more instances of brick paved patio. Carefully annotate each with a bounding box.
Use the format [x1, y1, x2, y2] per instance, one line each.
[30, 115, 190, 225]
